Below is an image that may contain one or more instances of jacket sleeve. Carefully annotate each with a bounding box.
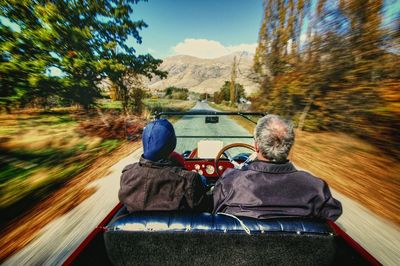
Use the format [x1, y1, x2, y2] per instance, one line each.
[317, 181, 343, 221]
[212, 178, 229, 214]
[191, 173, 213, 212]
[118, 164, 142, 213]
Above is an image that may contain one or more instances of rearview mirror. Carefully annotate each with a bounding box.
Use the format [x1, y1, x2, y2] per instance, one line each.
[205, 116, 219, 123]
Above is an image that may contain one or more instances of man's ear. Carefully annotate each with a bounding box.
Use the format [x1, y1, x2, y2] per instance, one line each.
[254, 142, 260, 153]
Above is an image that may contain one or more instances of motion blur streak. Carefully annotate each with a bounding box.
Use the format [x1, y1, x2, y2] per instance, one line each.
[253, 0, 399, 159]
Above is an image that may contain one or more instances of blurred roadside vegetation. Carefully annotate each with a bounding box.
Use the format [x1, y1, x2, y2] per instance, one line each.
[0, 98, 193, 222]
[0, 108, 125, 219]
[252, 0, 400, 159]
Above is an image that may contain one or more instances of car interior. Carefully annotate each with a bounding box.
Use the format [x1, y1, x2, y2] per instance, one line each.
[68, 112, 376, 266]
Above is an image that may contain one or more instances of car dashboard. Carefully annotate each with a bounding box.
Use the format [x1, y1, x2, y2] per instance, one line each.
[184, 158, 235, 182]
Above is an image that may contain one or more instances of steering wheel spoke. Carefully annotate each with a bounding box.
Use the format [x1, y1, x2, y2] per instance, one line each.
[229, 159, 242, 169]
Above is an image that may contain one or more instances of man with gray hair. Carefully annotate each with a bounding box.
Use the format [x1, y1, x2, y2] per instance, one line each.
[212, 114, 342, 220]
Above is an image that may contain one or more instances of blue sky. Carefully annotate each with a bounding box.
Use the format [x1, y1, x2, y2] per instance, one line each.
[128, 0, 264, 59]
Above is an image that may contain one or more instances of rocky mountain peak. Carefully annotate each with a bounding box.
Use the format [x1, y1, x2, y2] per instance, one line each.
[145, 52, 259, 95]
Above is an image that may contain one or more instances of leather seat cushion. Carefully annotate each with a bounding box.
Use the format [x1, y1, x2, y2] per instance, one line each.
[106, 211, 333, 235]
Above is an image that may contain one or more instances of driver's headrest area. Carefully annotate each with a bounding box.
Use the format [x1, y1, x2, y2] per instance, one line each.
[104, 209, 338, 266]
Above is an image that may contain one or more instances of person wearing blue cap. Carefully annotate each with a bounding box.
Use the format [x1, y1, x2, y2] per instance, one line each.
[119, 119, 210, 213]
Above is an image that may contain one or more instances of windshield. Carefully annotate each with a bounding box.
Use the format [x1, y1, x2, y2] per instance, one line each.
[158, 102, 262, 157]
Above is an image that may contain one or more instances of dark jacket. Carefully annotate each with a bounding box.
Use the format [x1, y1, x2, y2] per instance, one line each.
[212, 160, 342, 220]
[119, 156, 210, 213]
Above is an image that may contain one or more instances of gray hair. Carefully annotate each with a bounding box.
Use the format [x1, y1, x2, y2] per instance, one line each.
[254, 115, 295, 162]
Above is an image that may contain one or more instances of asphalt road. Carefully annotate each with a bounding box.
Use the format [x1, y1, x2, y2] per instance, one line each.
[3, 102, 399, 266]
[173, 101, 254, 153]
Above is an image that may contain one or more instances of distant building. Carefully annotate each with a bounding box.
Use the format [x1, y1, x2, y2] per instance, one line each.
[239, 97, 251, 104]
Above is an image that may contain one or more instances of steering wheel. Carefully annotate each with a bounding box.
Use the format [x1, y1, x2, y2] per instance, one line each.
[215, 143, 256, 177]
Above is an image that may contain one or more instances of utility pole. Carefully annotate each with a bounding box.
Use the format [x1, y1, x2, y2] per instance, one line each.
[230, 56, 237, 104]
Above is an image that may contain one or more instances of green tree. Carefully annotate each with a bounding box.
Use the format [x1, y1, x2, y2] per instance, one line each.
[0, 0, 166, 111]
[164, 86, 189, 100]
[0, 2, 59, 111]
[214, 81, 245, 104]
[199, 93, 211, 101]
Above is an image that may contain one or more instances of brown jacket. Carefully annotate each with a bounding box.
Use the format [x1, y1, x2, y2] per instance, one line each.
[119, 156, 210, 212]
[213, 160, 342, 220]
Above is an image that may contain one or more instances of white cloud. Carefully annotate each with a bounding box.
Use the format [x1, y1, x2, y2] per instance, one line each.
[226, 43, 258, 54]
[171, 38, 257, 59]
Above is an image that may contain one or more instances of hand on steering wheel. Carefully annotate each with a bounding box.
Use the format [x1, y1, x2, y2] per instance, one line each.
[215, 143, 255, 177]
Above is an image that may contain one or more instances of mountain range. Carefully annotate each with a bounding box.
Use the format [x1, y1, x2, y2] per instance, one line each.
[145, 52, 260, 95]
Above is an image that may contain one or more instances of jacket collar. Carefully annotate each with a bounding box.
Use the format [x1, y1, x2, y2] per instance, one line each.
[139, 155, 174, 168]
[246, 160, 297, 174]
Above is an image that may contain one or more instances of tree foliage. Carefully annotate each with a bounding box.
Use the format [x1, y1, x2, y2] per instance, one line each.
[164, 86, 189, 100]
[198, 93, 210, 101]
[0, 0, 166, 112]
[253, 0, 400, 156]
[214, 81, 245, 104]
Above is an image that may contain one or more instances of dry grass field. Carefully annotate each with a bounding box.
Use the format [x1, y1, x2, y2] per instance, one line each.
[0, 110, 122, 212]
[290, 131, 400, 226]
[0, 99, 195, 213]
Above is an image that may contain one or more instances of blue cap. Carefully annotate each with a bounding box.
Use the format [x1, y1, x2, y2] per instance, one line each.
[142, 119, 177, 161]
